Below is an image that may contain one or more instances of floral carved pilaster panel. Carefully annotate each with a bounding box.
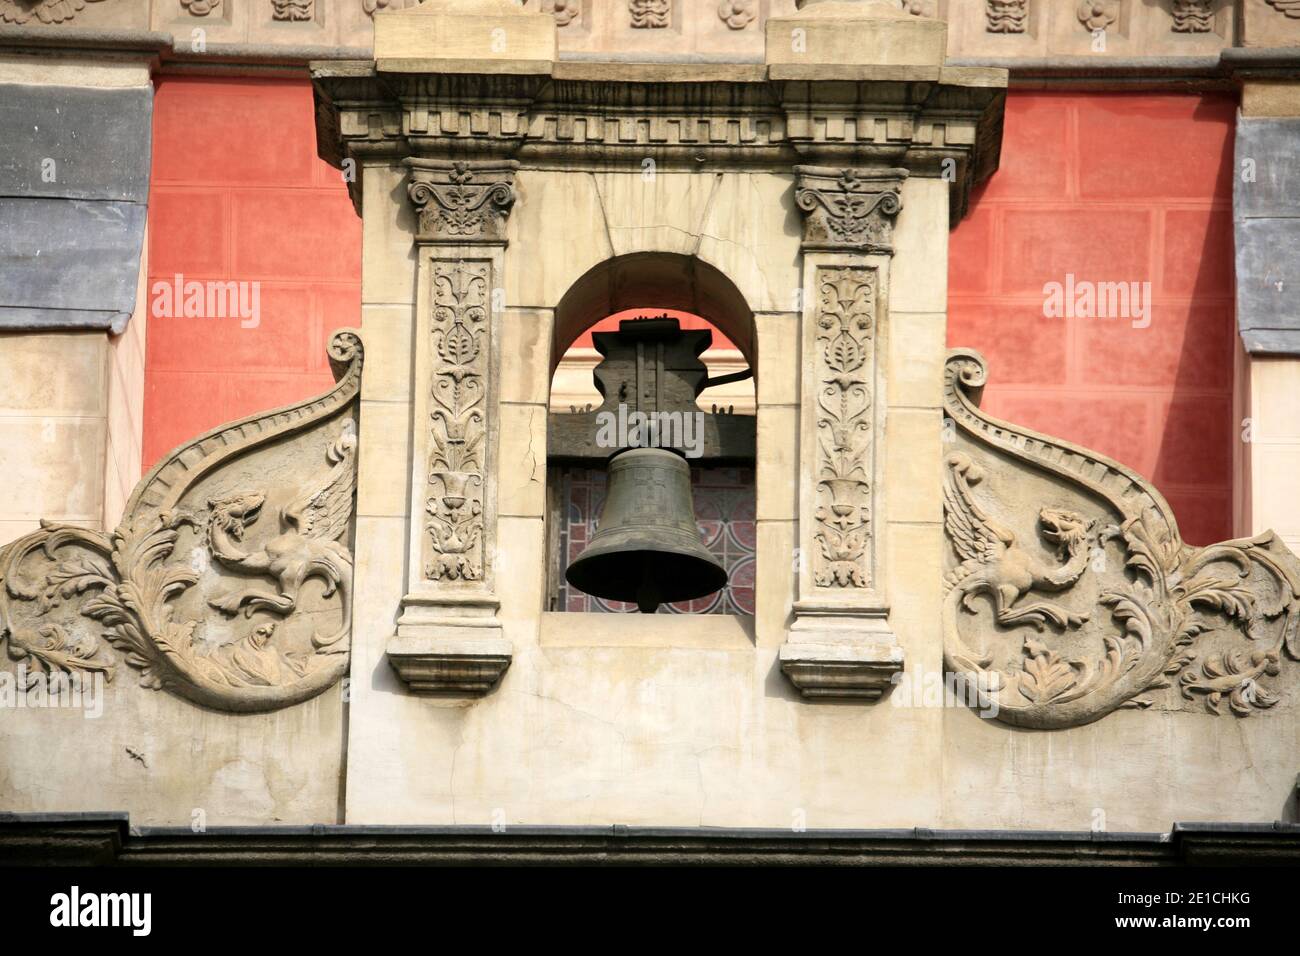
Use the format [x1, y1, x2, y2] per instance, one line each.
[389, 160, 517, 697]
[794, 166, 906, 254]
[811, 267, 878, 592]
[423, 261, 490, 584]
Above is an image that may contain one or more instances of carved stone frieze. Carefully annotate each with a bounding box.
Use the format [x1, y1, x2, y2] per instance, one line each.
[986, 0, 1028, 33]
[812, 267, 877, 590]
[794, 166, 906, 254]
[272, 0, 314, 21]
[942, 349, 1300, 729]
[0, 0, 103, 23]
[407, 160, 518, 244]
[0, 332, 364, 713]
[181, 0, 221, 15]
[424, 261, 490, 583]
[1171, 0, 1212, 32]
[1076, 0, 1119, 32]
[718, 0, 755, 30]
[629, 0, 670, 28]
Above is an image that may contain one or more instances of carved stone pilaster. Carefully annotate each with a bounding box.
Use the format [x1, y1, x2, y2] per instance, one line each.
[794, 166, 905, 254]
[406, 160, 518, 244]
[387, 160, 518, 697]
[781, 163, 909, 700]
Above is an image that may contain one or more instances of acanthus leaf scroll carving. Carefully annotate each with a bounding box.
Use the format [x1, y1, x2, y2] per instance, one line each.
[424, 262, 490, 583]
[986, 0, 1028, 33]
[794, 166, 906, 254]
[407, 161, 518, 244]
[812, 268, 878, 591]
[630, 0, 670, 28]
[0, 332, 364, 713]
[0, 0, 104, 24]
[1171, 0, 1212, 32]
[942, 349, 1300, 729]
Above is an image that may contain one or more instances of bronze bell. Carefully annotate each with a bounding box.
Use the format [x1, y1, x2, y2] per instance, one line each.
[565, 447, 728, 614]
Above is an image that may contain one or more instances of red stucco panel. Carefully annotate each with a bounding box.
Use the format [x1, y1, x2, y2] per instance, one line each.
[948, 92, 1236, 545]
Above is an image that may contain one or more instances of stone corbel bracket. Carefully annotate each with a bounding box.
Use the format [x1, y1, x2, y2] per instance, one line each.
[0, 331, 365, 713]
[943, 349, 1300, 729]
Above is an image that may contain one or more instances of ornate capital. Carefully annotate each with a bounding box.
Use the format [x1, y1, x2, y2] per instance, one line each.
[406, 160, 519, 244]
[794, 166, 906, 254]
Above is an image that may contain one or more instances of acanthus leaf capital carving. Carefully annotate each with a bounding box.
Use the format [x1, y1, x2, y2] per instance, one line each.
[794, 166, 907, 254]
[406, 160, 519, 244]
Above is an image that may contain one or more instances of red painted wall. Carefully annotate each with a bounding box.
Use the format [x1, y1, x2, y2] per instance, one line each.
[948, 93, 1236, 545]
[143, 82, 1235, 544]
[144, 76, 361, 469]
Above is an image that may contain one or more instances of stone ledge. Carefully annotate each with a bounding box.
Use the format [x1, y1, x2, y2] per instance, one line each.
[386, 633, 512, 696]
[6, 814, 1300, 866]
[779, 639, 905, 700]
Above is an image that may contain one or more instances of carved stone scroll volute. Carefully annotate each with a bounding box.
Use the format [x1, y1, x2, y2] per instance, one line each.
[780, 165, 908, 701]
[387, 161, 517, 697]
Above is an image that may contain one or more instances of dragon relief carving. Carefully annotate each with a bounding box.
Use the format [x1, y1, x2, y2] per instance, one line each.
[0, 331, 364, 713]
[942, 349, 1300, 728]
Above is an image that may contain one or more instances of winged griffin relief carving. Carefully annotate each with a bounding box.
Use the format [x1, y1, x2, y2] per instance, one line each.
[0, 331, 363, 713]
[943, 349, 1300, 729]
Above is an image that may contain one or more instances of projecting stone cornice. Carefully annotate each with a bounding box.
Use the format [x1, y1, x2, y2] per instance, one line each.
[312, 59, 1005, 224]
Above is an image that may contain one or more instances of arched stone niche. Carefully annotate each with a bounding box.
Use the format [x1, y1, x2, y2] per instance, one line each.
[550, 252, 759, 376]
[546, 252, 760, 617]
[313, 0, 1007, 710]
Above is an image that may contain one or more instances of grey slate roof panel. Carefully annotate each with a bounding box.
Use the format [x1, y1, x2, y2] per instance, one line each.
[0, 82, 151, 333]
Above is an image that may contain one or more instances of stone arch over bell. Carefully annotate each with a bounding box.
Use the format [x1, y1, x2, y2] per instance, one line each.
[549, 252, 758, 380]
